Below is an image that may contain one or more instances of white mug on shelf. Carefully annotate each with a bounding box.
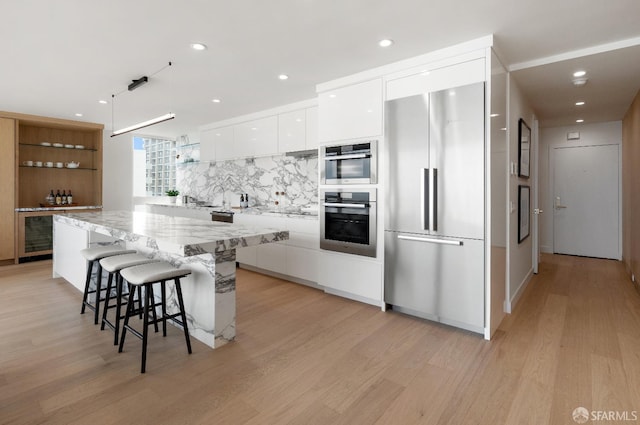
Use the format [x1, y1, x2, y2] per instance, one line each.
[34, 161, 43, 167]
[56, 162, 63, 168]
[45, 161, 53, 167]
[22, 160, 33, 166]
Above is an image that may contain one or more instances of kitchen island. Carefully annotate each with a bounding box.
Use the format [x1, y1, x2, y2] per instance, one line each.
[52, 210, 289, 348]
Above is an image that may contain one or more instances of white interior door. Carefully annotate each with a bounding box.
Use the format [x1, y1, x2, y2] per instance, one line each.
[552, 144, 620, 259]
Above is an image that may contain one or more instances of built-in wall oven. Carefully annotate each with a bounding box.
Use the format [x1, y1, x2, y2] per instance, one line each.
[320, 188, 376, 257]
[320, 140, 377, 185]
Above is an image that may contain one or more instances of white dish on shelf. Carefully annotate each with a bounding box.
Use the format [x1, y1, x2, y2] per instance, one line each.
[64, 144, 74, 149]
[40, 142, 52, 146]
[52, 143, 64, 147]
[75, 144, 85, 149]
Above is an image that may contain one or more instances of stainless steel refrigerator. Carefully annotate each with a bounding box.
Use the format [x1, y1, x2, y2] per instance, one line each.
[384, 82, 485, 334]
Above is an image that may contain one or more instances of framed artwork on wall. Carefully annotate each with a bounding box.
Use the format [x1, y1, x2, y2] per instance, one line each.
[518, 185, 530, 243]
[518, 118, 531, 178]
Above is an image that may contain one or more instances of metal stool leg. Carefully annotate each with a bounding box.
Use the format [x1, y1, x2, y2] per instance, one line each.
[100, 272, 115, 331]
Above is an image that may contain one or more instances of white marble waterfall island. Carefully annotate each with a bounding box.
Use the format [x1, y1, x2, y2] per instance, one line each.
[52, 211, 289, 349]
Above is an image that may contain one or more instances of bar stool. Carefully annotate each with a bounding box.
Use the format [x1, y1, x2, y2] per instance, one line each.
[118, 262, 192, 373]
[99, 253, 161, 345]
[80, 246, 136, 324]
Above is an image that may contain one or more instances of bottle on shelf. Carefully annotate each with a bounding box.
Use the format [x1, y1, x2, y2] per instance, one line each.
[245, 193, 249, 208]
[240, 194, 245, 208]
[55, 190, 62, 206]
[47, 190, 55, 205]
[61, 190, 67, 205]
[67, 190, 73, 205]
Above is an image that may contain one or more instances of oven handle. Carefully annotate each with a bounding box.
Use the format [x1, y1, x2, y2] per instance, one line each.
[323, 153, 370, 161]
[322, 202, 368, 209]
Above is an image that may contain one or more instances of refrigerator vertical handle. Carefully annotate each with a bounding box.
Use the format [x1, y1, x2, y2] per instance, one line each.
[421, 168, 429, 230]
[431, 168, 438, 231]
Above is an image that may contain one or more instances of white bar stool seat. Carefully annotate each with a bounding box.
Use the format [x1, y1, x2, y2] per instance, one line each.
[118, 262, 192, 373]
[99, 253, 161, 345]
[79, 246, 136, 324]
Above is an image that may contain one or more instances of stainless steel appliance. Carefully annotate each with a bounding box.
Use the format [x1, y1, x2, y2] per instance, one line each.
[384, 82, 485, 334]
[320, 188, 376, 257]
[320, 140, 377, 185]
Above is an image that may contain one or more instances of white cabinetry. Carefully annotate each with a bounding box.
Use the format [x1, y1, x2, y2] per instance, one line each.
[278, 109, 306, 153]
[200, 128, 217, 162]
[277, 106, 320, 153]
[235, 213, 319, 284]
[318, 251, 383, 305]
[305, 106, 319, 149]
[386, 58, 486, 101]
[211, 126, 235, 161]
[235, 116, 278, 158]
[318, 78, 383, 143]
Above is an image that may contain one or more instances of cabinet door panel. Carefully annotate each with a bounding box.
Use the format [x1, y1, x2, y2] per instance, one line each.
[0, 118, 15, 261]
[256, 242, 286, 273]
[278, 110, 306, 153]
[286, 246, 318, 282]
[318, 79, 383, 143]
[305, 106, 319, 149]
[211, 126, 234, 160]
[200, 129, 217, 161]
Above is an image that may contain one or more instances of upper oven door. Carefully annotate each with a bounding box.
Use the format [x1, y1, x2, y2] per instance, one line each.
[320, 140, 377, 185]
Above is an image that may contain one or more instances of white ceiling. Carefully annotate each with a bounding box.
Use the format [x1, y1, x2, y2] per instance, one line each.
[1, 0, 640, 138]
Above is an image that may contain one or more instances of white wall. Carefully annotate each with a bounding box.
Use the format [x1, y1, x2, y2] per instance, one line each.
[102, 134, 134, 211]
[507, 75, 536, 311]
[538, 121, 622, 253]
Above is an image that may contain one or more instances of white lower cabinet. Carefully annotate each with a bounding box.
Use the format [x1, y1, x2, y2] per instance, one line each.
[286, 245, 318, 282]
[235, 214, 319, 284]
[256, 241, 287, 272]
[318, 251, 383, 305]
[236, 245, 257, 265]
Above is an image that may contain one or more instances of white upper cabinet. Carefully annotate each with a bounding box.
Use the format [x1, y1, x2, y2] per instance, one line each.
[318, 78, 383, 143]
[305, 106, 318, 149]
[278, 109, 306, 153]
[210, 125, 234, 161]
[199, 128, 217, 162]
[235, 116, 278, 158]
[386, 58, 486, 101]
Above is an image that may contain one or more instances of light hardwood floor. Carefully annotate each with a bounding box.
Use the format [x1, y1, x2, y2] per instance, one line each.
[1, 254, 639, 424]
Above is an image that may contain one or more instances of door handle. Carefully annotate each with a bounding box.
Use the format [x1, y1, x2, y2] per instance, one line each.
[554, 197, 567, 210]
[534, 208, 544, 214]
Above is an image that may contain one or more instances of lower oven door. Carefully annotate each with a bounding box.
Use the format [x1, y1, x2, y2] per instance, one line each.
[320, 201, 377, 258]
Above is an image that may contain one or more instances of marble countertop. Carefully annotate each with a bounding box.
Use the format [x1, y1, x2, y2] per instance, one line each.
[146, 202, 318, 219]
[16, 205, 103, 212]
[54, 210, 289, 257]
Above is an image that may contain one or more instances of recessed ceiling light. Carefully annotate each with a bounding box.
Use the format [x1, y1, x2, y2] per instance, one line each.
[278, 74, 289, 80]
[98, 100, 108, 104]
[212, 98, 221, 103]
[573, 70, 586, 77]
[191, 43, 207, 51]
[379, 39, 394, 47]
[576, 119, 584, 123]
[75, 113, 83, 117]
[329, 94, 337, 98]
[575, 101, 585, 106]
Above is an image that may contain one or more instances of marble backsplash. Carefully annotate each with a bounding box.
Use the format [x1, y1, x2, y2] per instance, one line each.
[176, 154, 318, 209]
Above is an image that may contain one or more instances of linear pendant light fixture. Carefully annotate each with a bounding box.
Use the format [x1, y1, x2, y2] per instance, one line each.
[111, 113, 175, 137]
[110, 61, 174, 137]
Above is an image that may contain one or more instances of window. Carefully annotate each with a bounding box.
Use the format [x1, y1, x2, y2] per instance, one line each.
[133, 136, 176, 196]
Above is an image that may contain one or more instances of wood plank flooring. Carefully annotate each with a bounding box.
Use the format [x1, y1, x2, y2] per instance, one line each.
[1, 254, 640, 424]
